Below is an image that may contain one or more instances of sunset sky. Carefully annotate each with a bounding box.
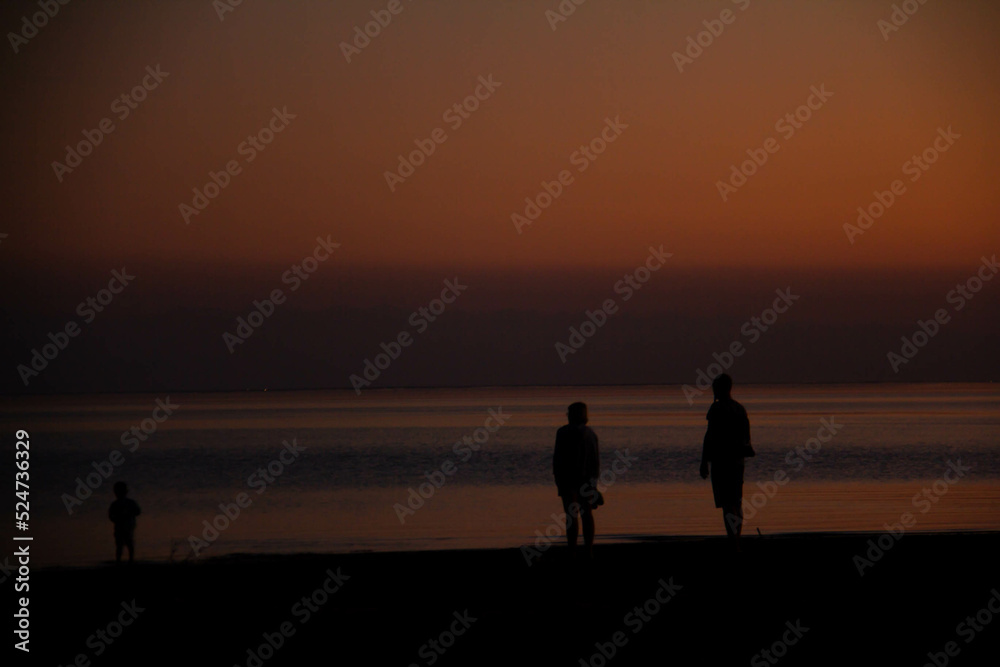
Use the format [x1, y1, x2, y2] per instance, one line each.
[2, 0, 998, 392]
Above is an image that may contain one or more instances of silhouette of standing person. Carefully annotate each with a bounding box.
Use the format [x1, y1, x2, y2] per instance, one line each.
[109, 482, 141, 564]
[553, 402, 600, 559]
[699, 374, 754, 547]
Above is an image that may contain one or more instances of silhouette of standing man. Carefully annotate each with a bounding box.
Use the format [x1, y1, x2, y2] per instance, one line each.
[553, 402, 600, 559]
[699, 374, 754, 547]
[109, 481, 141, 564]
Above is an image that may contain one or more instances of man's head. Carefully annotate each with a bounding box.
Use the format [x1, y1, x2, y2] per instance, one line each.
[567, 402, 588, 425]
[712, 373, 733, 400]
[114, 481, 128, 499]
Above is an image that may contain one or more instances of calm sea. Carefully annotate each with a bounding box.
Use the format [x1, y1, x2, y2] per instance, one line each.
[4, 383, 999, 567]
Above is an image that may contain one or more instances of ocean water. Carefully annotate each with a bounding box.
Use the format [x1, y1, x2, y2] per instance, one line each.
[4, 383, 999, 567]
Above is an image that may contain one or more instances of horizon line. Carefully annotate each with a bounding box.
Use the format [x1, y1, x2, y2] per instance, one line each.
[2, 379, 995, 400]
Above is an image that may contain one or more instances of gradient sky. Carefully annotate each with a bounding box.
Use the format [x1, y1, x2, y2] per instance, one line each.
[2, 0, 998, 392]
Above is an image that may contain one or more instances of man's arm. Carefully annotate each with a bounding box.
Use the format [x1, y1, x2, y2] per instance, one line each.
[700, 424, 712, 479]
[553, 431, 563, 487]
[741, 409, 755, 457]
[585, 430, 599, 481]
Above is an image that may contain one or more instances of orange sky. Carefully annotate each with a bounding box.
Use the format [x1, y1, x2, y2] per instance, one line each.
[1, 0, 997, 275]
[2, 2, 1000, 393]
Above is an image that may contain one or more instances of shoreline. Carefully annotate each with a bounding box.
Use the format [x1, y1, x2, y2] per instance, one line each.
[33, 527, 1000, 572]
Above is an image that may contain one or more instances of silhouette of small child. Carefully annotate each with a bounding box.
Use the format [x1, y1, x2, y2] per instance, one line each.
[108, 482, 141, 564]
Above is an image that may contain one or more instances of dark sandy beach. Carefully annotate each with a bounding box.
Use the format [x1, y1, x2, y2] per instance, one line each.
[31, 531, 1000, 666]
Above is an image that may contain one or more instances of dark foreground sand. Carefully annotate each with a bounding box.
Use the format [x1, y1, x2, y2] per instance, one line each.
[32, 532, 1000, 666]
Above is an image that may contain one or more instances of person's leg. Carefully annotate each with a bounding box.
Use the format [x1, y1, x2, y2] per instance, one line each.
[723, 504, 743, 553]
[115, 539, 123, 564]
[562, 497, 579, 549]
[722, 508, 734, 539]
[733, 471, 745, 540]
[723, 504, 742, 539]
[126, 537, 135, 563]
[581, 507, 595, 557]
